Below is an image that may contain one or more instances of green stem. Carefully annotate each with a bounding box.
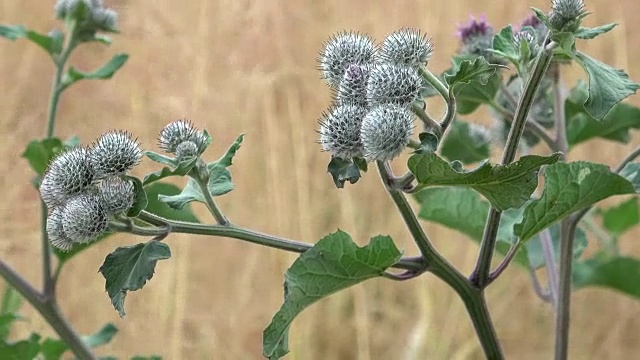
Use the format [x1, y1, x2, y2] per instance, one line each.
[193, 163, 229, 225]
[0, 261, 95, 360]
[137, 210, 424, 272]
[489, 101, 555, 150]
[375, 161, 503, 359]
[616, 145, 640, 172]
[555, 217, 578, 360]
[411, 102, 442, 138]
[471, 39, 554, 287]
[417, 67, 456, 131]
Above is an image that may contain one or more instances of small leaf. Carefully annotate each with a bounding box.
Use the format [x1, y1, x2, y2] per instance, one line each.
[413, 132, 439, 155]
[408, 152, 561, 211]
[572, 51, 640, 120]
[40, 338, 67, 360]
[24, 30, 59, 56]
[263, 231, 401, 358]
[601, 197, 639, 236]
[21, 138, 65, 176]
[205, 134, 244, 195]
[144, 151, 177, 168]
[454, 71, 502, 115]
[126, 176, 148, 217]
[82, 323, 118, 348]
[157, 178, 203, 210]
[515, 162, 636, 242]
[490, 25, 518, 63]
[142, 157, 198, 186]
[444, 56, 499, 88]
[327, 156, 361, 188]
[619, 163, 640, 192]
[62, 53, 129, 89]
[0, 286, 23, 341]
[414, 187, 529, 267]
[573, 256, 640, 299]
[574, 23, 617, 40]
[531, 7, 553, 30]
[0, 333, 41, 360]
[144, 182, 200, 223]
[99, 241, 171, 317]
[440, 120, 490, 164]
[0, 24, 27, 40]
[565, 81, 640, 146]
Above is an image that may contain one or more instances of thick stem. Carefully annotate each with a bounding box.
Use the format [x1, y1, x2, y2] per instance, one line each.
[540, 229, 559, 308]
[471, 40, 554, 287]
[454, 285, 504, 360]
[0, 261, 95, 359]
[555, 218, 578, 360]
[551, 64, 568, 156]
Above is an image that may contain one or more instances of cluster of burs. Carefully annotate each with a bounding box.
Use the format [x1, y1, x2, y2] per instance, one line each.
[39, 120, 208, 251]
[317, 29, 434, 162]
[54, 0, 118, 35]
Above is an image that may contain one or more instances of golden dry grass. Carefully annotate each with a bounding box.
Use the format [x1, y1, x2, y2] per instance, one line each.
[1, 0, 640, 359]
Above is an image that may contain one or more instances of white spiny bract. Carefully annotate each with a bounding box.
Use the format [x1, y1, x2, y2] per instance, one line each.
[336, 64, 370, 107]
[175, 140, 199, 161]
[318, 104, 368, 159]
[379, 28, 433, 68]
[40, 146, 95, 209]
[47, 205, 75, 251]
[61, 193, 109, 244]
[366, 64, 422, 108]
[99, 176, 135, 215]
[90, 131, 143, 179]
[159, 119, 208, 155]
[549, 0, 586, 31]
[318, 31, 377, 89]
[360, 104, 414, 162]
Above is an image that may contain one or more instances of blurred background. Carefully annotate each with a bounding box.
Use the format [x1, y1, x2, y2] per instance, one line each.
[1, 0, 639, 359]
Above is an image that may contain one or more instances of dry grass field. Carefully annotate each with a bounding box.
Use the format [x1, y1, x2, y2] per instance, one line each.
[1, 0, 640, 359]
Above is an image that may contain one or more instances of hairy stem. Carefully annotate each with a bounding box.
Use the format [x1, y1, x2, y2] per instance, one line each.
[375, 161, 503, 359]
[0, 261, 95, 359]
[540, 229, 559, 308]
[417, 67, 456, 131]
[471, 39, 554, 287]
[411, 102, 442, 138]
[555, 217, 578, 360]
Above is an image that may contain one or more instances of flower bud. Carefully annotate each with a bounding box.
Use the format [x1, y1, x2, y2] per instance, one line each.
[379, 28, 433, 67]
[549, 0, 586, 32]
[457, 16, 496, 61]
[62, 193, 108, 243]
[336, 64, 370, 107]
[159, 119, 208, 155]
[40, 146, 95, 208]
[360, 104, 414, 161]
[47, 205, 75, 251]
[175, 141, 199, 161]
[366, 64, 422, 108]
[99, 176, 135, 215]
[318, 31, 376, 89]
[318, 104, 368, 159]
[90, 131, 143, 179]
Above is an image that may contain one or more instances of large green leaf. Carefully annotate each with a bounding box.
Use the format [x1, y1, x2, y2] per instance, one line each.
[565, 82, 640, 146]
[440, 120, 490, 164]
[0, 333, 40, 360]
[572, 51, 640, 120]
[600, 197, 639, 236]
[515, 162, 636, 242]
[574, 256, 640, 299]
[144, 182, 199, 223]
[99, 241, 171, 317]
[263, 231, 401, 358]
[408, 152, 561, 211]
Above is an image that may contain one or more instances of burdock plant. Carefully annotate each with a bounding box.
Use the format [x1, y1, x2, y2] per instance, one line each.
[1, 0, 640, 359]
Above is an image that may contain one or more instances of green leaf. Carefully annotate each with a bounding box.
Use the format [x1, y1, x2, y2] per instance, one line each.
[263, 231, 401, 358]
[21, 138, 65, 176]
[444, 56, 503, 115]
[531, 7, 553, 30]
[444, 57, 499, 88]
[574, 256, 640, 298]
[565, 82, 640, 146]
[142, 157, 198, 186]
[572, 51, 640, 120]
[574, 23, 617, 40]
[204, 134, 244, 195]
[413, 132, 439, 155]
[440, 120, 490, 164]
[0, 286, 22, 341]
[326, 156, 362, 188]
[144, 182, 200, 223]
[490, 25, 518, 63]
[62, 53, 129, 89]
[515, 162, 636, 242]
[601, 197, 639, 236]
[144, 151, 177, 168]
[82, 323, 118, 348]
[0, 24, 27, 40]
[157, 178, 202, 210]
[99, 241, 171, 317]
[619, 163, 640, 192]
[0, 333, 41, 360]
[413, 187, 529, 267]
[126, 176, 148, 217]
[40, 338, 67, 360]
[408, 152, 561, 211]
[24, 30, 59, 56]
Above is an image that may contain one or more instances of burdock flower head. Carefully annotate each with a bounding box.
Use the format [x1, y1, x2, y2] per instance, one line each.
[61, 193, 109, 244]
[40, 146, 95, 209]
[318, 104, 368, 159]
[99, 176, 136, 215]
[54, 0, 118, 34]
[549, 0, 586, 32]
[90, 131, 143, 179]
[158, 119, 209, 159]
[318, 31, 377, 89]
[366, 64, 422, 108]
[360, 104, 414, 162]
[457, 15, 495, 60]
[336, 63, 370, 107]
[379, 28, 434, 68]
